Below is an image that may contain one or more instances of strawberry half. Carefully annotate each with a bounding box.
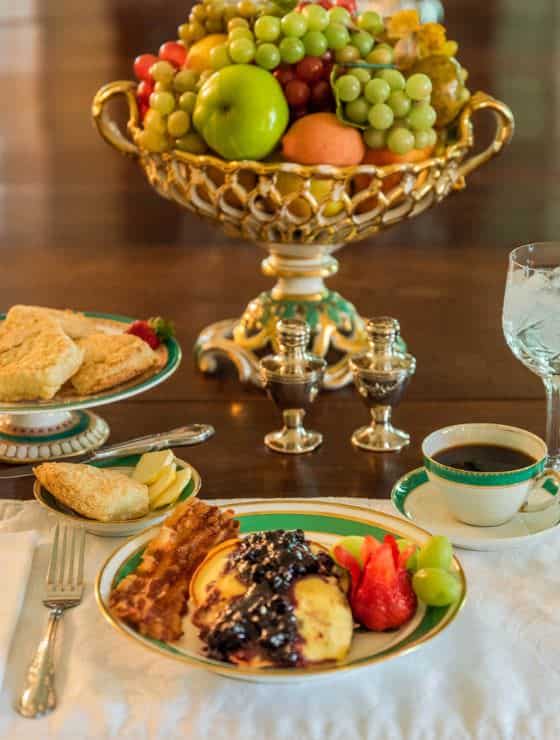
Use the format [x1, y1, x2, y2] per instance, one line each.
[335, 534, 417, 632]
[126, 316, 175, 349]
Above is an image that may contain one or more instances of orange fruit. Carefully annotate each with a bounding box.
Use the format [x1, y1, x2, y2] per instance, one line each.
[282, 113, 365, 167]
[185, 34, 228, 73]
[355, 144, 435, 193]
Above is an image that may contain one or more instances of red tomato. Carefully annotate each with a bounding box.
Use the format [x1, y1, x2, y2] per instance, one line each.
[137, 99, 149, 121]
[133, 54, 158, 82]
[334, 0, 356, 14]
[136, 79, 154, 103]
[159, 41, 187, 68]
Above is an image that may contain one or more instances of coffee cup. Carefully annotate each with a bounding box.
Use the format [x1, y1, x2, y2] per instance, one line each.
[422, 423, 560, 526]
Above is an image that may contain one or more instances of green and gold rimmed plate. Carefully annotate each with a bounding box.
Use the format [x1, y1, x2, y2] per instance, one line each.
[0, 311, 182, 414]
[96, 499, 466, 683]
[34, 454, 200, 537]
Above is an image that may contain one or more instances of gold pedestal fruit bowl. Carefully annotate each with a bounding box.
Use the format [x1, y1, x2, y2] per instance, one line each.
[93, 81, 513, 389]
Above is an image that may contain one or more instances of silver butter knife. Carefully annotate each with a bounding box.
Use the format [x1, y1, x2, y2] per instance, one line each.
[0, 424, 215, 480]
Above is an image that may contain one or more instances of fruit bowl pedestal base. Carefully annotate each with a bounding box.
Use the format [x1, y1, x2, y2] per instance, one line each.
[0, 410, 109, 464]
[194, 242, 369, 390]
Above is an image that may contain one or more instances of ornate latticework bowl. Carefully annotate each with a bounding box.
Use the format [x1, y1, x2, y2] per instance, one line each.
[93, 81, 513, 388]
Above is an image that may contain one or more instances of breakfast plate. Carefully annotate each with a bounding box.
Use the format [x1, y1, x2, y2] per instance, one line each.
[0, 311, 181, 464]
[34, 453, 200, 537]
[96, 499, 466, 683]
[391, 467, 560, 551]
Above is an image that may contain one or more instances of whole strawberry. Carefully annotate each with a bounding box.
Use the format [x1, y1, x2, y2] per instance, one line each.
[127, 316, 175, 349]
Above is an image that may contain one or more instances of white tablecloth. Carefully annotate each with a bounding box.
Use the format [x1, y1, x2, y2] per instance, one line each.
[0, 497, 559, 740]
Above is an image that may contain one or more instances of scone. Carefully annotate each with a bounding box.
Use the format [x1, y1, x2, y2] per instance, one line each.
[6, 305, 99, 339]
[70, 333, 157, 395]
[0, 310, 84, 401]
[34, 462, 149, 521]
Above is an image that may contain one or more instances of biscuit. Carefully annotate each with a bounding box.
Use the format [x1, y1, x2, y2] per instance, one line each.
[6, 305, 99, 339]
[34, 462, 149, 521]
[70, 333, 157, 395]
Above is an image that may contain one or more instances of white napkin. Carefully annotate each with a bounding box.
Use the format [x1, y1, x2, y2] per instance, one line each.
[0, 529, 37, 692]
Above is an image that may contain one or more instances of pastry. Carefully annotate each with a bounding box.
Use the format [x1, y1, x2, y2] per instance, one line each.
[6, 305, 99, 339]
[34, 462, 149, 521]
[70, 333, 157, 395]
[0, 310, 83, 401]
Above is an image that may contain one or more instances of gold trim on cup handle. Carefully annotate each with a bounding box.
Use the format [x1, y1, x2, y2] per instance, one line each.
[519, 468, 560, 513]
[91, 81, 139, 158]
[455, 91, 515, 183]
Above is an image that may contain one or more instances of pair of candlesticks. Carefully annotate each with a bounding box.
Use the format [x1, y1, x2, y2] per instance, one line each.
[260, 317, 416, 455]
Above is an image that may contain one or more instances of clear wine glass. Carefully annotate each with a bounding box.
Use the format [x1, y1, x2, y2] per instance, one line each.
[503, 242, 560, 469]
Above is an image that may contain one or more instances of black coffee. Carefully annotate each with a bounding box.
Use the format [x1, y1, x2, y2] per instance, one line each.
[433, 444, 536, 473]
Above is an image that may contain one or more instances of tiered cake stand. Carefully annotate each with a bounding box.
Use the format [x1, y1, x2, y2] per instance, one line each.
[93, 83, 513, 389]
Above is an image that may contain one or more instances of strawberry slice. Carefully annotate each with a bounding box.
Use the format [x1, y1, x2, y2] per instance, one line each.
[127, 316, 175, 349]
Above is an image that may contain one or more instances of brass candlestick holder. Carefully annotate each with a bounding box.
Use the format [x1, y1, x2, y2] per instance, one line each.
[260, 319, 325, 454]
[93, 83, 513, 389]
[350, 317, 415, 452]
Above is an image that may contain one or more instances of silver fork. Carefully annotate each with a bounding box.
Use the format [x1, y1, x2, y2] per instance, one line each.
[16, 524, 86, 718]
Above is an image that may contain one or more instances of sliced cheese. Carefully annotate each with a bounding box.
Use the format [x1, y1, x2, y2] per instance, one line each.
[132, 450, 174, 485]
[152, 466, 192, 509]
[148, 463, 177, 503]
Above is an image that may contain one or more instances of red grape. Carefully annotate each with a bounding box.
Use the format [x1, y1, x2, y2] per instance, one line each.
[285, 79, 311, 107]
[334, 0, 356, 14]
[310, 79, 332, 108]
[317, 0, 333, 8]
[322, 50, 333, 63]
[274, 65, 296, 86]
[322, 61, 333, 80]
[292, 106, 309, 121]
[136, 79, 154, 103]
[159, 41, 187, 68]
[133, 54, 158, 82]
[296, 57, 324, 84]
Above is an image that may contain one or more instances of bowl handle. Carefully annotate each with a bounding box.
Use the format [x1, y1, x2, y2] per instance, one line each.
[455, 91, 514, 184]
[92, 81, 139, 157]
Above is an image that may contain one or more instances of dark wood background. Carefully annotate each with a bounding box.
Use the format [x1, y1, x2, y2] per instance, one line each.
[0, 0, 557, 500]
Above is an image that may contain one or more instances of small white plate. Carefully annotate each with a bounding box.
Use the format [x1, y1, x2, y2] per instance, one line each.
[391, 467, 560, 551]
[34, 454, 200, 537]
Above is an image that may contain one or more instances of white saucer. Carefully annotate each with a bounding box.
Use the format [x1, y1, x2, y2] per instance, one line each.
[391, 467, 560, 551]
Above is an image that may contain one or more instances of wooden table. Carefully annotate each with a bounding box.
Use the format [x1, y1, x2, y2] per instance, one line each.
[0, 0, 557, 501]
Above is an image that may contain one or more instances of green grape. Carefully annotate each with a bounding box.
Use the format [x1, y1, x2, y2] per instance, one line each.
[364, 77, 390, 104]
[387, 126, 415, 154]
[210, 44, 231, 69]
[228, 17, 249, 30]
[331, 536, 365, 567]
[237, 0, 256, 17]
[406, 550, 419, 572]
[388, 90, 411, 118]
[144, 109, 166, 135]
[149, 90, 175, 115]
[303, 30, 328, 57]
[228, 26, 254, 41]
[364, 127, 386, 149]
[187, 21, 206, 42]
[223, 4, 239, 20]
[351, 31, 374, 57]
[378, 68, 405, 91]
[414, 128, 436, 149]
[254, 15, 281, 42]
[324, 23, 350, 50]
[328, 6, 351, 26]
[405, 72, 432, 101]
[178, 23, 190, 41]
[228, 37, 256, 63]
[357, 10, 383, 34]
[150, 60, 176, 86]
[176, 131, 208, 154]
[336, 74, 361, 102]
[407, 101, 437, 131]
[191, 4, 207, 22]
[153, 81, 170, 92]
[167, 110, 191, 137]
[173, 69, 198, 93]
[368, 102, 394, 130]
[281, 11, 308, 38]
[351, 68, 370, 85]
[197, 69, 214, 88]
[345, 97, 369, 124]
[366, 43, 393, 65]
[279, 37, 305, 64]
[138, 129, 169, 153]
[416, 536, 452, 571]
[335, 45, 360, 63]
[301, 3, 329, 32]
[206, 17, 225, 33]
[255, 42, 281, 70]
[412, 568, 461, 607]
[207, 2, 224, 20]
[179, 91, 198, 114]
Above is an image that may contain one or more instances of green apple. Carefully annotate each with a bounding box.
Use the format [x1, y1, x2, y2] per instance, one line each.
[193, 64, 289, 160]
